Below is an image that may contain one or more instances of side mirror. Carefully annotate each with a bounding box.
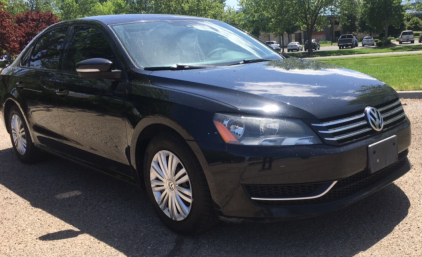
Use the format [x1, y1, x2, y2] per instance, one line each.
[76, 58, 121, 80]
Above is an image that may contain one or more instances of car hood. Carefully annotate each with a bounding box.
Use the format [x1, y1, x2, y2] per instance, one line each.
[147, 58, 398, 120]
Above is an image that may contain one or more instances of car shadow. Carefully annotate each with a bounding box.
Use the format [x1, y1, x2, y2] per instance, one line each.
[0, 147, 410, 256]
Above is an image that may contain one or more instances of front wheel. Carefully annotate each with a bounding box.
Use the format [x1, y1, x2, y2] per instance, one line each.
[8, 105, 41, 163]
[143, 133, 218, 235]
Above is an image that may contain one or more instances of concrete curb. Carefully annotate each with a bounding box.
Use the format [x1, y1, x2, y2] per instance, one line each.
[309, 50, 422, 59]
[398, 91, 422, 99]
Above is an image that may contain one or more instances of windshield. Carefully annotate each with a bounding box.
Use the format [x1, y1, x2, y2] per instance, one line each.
[111, 20, 281, 68]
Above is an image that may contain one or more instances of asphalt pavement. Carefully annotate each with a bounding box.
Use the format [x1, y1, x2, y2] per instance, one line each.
[0, 100, 421, 256]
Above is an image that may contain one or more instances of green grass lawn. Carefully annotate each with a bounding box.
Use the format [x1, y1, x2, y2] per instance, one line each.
[319, 41, 334, 47]
[317, 54, 422, 91]
[287, 44, 422, 58]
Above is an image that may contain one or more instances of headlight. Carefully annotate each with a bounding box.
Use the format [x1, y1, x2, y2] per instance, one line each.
[213, 113, 322, 146]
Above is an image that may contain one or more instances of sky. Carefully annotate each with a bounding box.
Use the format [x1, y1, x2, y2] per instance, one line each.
[226, 0, 239, 9]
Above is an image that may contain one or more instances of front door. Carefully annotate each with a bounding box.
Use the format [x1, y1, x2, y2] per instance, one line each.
[56, 25, 131, 176]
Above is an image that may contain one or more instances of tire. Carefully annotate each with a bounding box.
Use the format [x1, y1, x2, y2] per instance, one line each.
[411, 41, 414, 44]
[8, 105, 41, 163]
[339, 47, 341, 49]
[399, 41, 402, 44]
[143, 133, 219, 235]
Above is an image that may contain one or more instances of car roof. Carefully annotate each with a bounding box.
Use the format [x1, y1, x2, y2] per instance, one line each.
[78, 14, 213, 25]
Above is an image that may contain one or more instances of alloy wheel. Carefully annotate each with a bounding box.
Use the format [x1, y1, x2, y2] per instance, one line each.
[150, 150, 193, 221]
[10, 114, 27, 155]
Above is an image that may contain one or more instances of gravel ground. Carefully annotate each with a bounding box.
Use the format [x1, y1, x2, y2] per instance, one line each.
[0, 99, 421, 257]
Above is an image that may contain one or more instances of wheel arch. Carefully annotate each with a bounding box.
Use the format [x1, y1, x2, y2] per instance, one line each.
[130, 116, 212, 189]
[2, 97, 35, 143]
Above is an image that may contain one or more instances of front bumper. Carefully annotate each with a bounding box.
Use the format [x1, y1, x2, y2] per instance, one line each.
[195, 119, 411, 220]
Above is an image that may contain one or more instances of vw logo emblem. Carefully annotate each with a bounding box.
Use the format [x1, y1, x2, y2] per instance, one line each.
[365, 107, 384, 131]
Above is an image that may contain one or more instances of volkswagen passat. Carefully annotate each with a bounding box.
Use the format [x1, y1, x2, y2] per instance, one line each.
[0, 15, 411, 235]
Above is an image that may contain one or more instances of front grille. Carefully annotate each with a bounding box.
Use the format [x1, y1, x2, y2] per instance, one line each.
[312, 99, 406, 144]
[247, 150, 408, 206]
[244, 183, 324, 198]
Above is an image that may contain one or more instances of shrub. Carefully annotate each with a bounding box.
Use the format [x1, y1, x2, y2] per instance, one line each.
[407, 17, 422, 31]
[388, 37, 395, 41]
[376, 40, 384, 47]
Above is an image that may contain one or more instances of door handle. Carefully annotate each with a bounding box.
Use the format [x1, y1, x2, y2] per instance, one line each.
[16, 82, 25, 89]
[55, 89, 69, 96]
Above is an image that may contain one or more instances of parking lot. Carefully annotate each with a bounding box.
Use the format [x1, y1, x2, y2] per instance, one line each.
[0, 99, 421, 257]
[317, 40, 421, 51]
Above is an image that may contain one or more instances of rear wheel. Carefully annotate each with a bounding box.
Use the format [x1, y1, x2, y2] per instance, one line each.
[8, 105, 41, 163]
[143, 133, 219, 235]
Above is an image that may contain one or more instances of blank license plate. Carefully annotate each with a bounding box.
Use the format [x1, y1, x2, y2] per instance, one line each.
[367, 136, 398, 173]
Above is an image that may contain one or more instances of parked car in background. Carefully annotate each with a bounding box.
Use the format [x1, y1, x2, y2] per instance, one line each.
[0, 14, 412, 235]
[353, 36, 359, 47]
[399, 30, 414, 44]
[419, 33, 422, 43]
[338, 34, 357, 49]
[362, 36, 375, 46]
[304, 39, 320, 51]
[265, 41, 281, 52]
[287, 42, 303, 52]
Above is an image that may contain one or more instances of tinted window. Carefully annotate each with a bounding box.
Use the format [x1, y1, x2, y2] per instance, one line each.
[403, 31, 413, 35]
[29, 27, 68, 70]
[66, 26, 115, 72]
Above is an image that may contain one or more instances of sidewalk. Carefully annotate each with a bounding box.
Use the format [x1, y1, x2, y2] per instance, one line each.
[310, 50, 422, 59]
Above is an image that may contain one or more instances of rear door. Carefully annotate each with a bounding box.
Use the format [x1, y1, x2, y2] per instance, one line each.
[8, 26, 69, 149]
[56, 25, 131, 176]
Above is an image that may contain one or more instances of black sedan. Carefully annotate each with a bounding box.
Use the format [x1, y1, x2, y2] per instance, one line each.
[0, 15, 411, 235]
[304, 39, 321, 51]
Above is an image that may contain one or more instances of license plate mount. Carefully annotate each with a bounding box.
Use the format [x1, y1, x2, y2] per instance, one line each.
[367, 135, 398, 174]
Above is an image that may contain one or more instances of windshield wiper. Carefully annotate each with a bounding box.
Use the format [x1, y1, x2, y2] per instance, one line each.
[230, 58, 271, 65]
[144, 64, 213, 71]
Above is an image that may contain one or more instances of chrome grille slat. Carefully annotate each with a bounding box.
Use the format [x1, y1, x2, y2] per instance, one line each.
[381, 106, 403, 118]
[378, 100, 401, 112]
[324, 128, 372, 141]
[311, 113, 364, 127]
[312, 99, 405, 144]
[318, 121, 367, 134]
[384, 112, 405, 125]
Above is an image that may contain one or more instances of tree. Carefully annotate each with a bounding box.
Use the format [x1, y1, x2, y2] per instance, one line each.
[361, 0, 404, 44]
[404, 0, 422, 20]
[407, 17, 422, 30]
[295, 0, 336, 56]
[239, 0, 271, 37]
[337, 0, 360, 34]
[15, 11, 60, 52]
[5, 0, 30, 16]
[153, 0, 225, 20]
[265, 0, 300, 52]
[0, 6, 20, 54]
[27, 0, 55, 13]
